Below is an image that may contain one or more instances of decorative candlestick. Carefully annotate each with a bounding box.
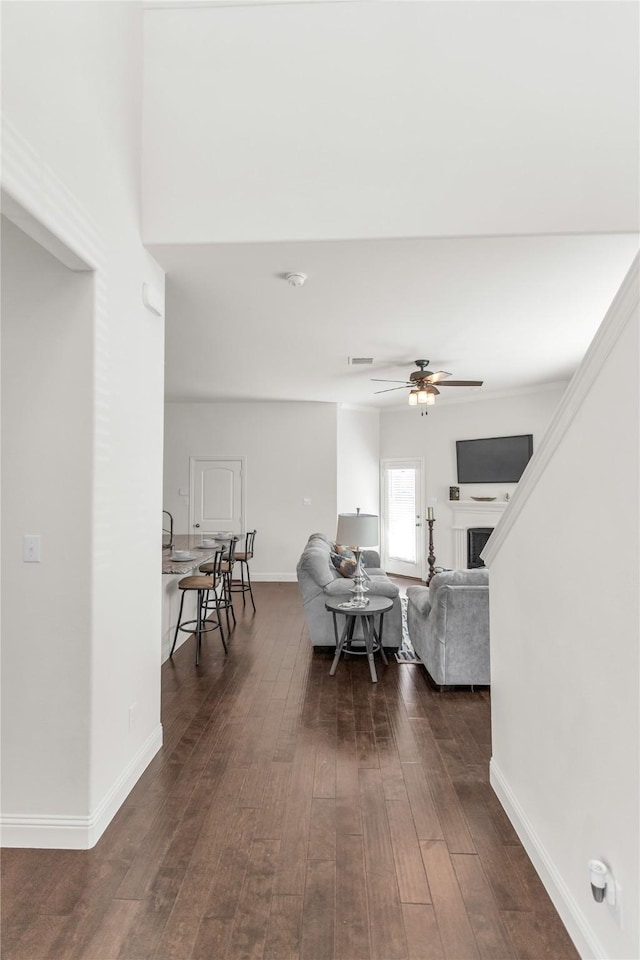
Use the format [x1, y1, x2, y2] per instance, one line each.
[426, 517, 436, 585]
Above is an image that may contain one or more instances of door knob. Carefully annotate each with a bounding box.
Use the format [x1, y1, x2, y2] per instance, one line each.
[194, 523, 200, 528]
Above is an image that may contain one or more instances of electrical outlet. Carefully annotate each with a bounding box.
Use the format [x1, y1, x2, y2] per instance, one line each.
[23, 534, 41, 562]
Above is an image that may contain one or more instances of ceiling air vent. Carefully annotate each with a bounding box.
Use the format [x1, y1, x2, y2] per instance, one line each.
[348, 357, 374, 365]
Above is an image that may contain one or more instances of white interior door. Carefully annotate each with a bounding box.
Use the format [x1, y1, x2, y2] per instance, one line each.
[381, 459, 424, 578]
[190, 457, 245, 534]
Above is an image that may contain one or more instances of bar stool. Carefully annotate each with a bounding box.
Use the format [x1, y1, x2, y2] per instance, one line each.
[200, 538, 237, 635]
[230, 529, 256, 612]
[170, 548, 227, 666]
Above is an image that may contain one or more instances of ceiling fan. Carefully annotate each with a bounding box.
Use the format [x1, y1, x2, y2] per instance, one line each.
[372, 359, 483, 410]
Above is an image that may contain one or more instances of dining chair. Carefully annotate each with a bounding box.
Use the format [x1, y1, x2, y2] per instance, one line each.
[200, 537, 237, 634]
[170, 546, 227, 665]
[230, 529, 257, 612]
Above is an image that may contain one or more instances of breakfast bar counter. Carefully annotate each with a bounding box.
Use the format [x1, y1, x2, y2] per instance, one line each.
[162, 534, 222, 574]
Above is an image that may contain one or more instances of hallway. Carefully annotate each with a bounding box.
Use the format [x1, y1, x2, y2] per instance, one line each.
[1, 583, 579, 959]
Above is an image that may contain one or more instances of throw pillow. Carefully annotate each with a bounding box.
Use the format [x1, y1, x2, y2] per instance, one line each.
[332, 543, 355, 559]
[330, 552, 357, 578]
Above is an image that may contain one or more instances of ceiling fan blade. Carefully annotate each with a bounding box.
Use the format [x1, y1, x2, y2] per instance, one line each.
[374, 385, 411, 394]
[370, 378, 411, 384]
[426, 370, 452, 383]
[438, 380, 484, 387]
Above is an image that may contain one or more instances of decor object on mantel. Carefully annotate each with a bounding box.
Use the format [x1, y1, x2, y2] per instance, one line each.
[471, 496, 497, 502]
[336, 509, 379, 607]
[371, 359, 483, 415]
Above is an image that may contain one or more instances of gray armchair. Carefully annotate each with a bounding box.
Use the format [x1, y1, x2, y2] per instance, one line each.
[406, 568, 490, 686]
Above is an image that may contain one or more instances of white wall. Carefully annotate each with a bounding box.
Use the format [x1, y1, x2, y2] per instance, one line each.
[2, 220, 94, 815]
[337, 405, 380, 516]
[485, 263, 639, 959]
[164, 402, 338, 578]
[142, 3, 639, 244]
[380, 386, 566, 572]
[1, 2, 165, 847]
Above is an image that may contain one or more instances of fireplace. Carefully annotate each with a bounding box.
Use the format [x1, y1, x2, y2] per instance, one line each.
[451, 500, 508, 569]
[467, 527, 493, 568]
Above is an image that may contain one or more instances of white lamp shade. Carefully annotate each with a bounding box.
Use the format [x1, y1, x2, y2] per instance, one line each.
[336, 512, 379, 548]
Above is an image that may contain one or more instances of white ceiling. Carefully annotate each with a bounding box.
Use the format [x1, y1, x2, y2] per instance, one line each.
[144, 1, 640, 409]
[154, 234, 638, 406]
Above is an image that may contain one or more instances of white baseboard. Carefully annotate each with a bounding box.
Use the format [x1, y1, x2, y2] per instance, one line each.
[490, 759, 606, 960]
[1, 724, 163, 849]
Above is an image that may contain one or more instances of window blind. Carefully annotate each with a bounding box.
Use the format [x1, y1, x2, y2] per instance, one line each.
[387, 468, 416, 562]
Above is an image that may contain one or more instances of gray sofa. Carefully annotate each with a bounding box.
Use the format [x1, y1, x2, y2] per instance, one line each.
[406, 568, 490, 686]
[296, 533, 403, 647]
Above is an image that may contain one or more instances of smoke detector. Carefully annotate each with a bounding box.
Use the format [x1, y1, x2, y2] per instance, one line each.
[286, 272, 307, 288]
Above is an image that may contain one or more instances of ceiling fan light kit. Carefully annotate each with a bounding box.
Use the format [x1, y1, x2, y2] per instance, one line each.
[372, 358, 483, 414]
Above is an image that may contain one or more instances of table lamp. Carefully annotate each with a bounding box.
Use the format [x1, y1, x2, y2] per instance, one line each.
[336, 509, 379, 607]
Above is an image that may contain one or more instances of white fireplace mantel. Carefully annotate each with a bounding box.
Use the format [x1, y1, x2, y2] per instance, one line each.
[451, 500, 510, 568]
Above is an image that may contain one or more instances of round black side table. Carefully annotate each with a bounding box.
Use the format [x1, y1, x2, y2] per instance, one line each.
[325, 595, 393, 683]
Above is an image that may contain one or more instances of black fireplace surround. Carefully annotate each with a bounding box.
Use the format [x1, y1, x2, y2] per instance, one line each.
[467, 527, 494, 568]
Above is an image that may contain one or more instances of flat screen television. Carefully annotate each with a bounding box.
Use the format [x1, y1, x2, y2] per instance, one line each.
[456, 434, 533, 484]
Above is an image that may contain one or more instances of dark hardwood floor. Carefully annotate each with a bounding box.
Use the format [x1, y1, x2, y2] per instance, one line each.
[1, 583, 579, 960]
